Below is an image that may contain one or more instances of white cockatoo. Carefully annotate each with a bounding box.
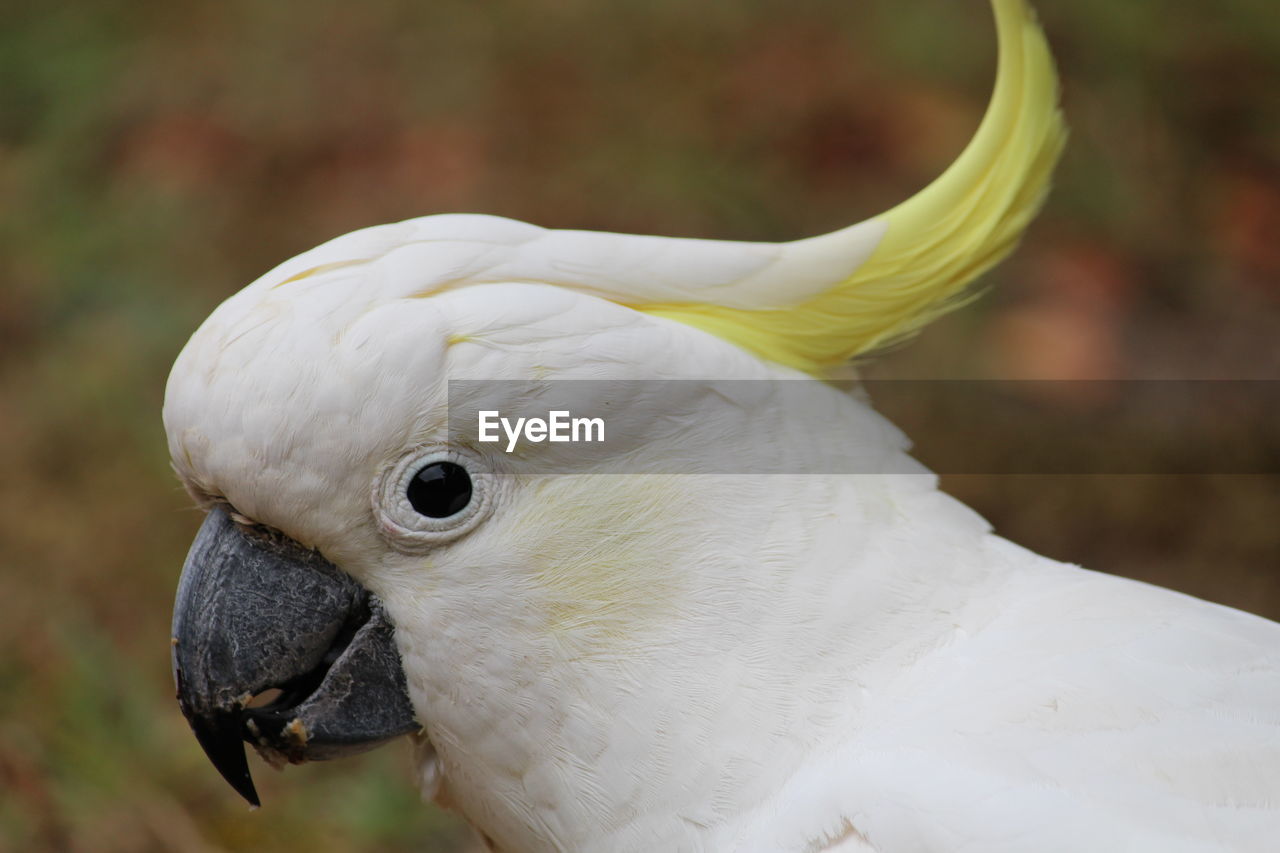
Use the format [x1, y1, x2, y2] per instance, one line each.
[165, 0, 1280, 850]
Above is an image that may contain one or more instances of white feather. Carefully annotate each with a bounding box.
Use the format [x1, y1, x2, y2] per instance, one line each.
[164, 238, 1280, 850]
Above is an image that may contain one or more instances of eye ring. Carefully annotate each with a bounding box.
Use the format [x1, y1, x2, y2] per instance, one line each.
[373, 446, 500, 552]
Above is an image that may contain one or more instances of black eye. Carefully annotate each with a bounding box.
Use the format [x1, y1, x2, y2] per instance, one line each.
[407, 461, 472, 518]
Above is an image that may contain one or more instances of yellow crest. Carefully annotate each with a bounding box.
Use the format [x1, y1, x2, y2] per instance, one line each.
[640, 0, 1067, 373]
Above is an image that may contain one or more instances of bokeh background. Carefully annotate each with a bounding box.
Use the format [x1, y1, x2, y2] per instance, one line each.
[2, 0, 1277, 849]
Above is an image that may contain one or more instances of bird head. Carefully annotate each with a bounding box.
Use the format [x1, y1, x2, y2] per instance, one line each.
[164, 0, 1064, 839]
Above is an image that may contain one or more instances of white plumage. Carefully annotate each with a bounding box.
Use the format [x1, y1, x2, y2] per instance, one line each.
[163, 1, 1280, 849]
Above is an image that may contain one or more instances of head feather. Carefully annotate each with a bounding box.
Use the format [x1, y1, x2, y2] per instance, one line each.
[638, 0, 1067, 373]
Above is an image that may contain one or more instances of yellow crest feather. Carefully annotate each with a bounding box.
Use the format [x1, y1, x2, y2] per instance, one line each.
[639, 0, 1067, 373]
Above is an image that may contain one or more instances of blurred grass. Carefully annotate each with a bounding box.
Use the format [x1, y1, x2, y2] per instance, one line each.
[1, 0, 1277, 850]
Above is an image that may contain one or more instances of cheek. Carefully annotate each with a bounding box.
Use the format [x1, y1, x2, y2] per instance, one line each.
[491, 477, 745, 644]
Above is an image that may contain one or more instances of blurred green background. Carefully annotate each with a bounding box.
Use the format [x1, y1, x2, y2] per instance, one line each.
[2, 0, 1277, 850]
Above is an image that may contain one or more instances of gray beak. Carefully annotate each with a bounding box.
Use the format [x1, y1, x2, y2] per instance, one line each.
[171, 505, 418, 807]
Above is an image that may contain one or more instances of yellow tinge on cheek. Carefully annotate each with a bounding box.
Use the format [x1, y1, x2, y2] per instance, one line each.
[513, 476, 694, 647]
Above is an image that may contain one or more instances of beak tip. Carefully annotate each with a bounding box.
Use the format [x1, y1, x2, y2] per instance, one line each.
[242, 785, 263, 809]
[188, 709, 262, 808]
